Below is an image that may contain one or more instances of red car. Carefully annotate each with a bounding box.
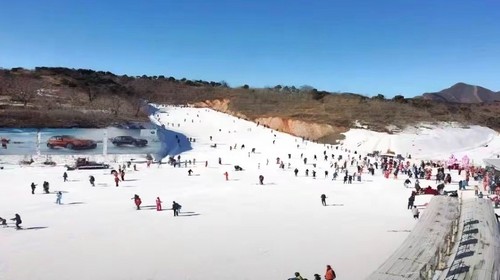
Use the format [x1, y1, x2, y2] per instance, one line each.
[47, 135, 97, 150]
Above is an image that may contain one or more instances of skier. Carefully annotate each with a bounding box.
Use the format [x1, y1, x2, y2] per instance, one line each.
[113, 171, 120, 187]
[63, 172, 68, 182]
[259, 175, 264, 185]
[312, 170, 316, 178]
[412, 206, 420, 219]
[89, 176, 95, 187]
[313, 274, 321, 280]
[120, 169, 125, 181]
[408, 194, 415, 209]
[0, 217, 7, 226]
[325, 170, 329, 178]
[56, 191, 62, 205]
[11, 214, 22, 230]
[218, 157, 222, 165]
[156, 197, 162, 211]
[223, 171, 229, 181]
[325, 265, 337, 280]
[172, 201, 181, 216]
[132, 194, 142, 210]
[294, 168, 299, 176]
[30, 182, 37, 194]
[404, 178, 411, 188]
[321, 194, 327, 206]
[43, 181, 50, 194]
[188, 169, 193, 176]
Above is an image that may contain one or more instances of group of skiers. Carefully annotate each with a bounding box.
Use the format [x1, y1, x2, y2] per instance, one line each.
[288, 264, 336, 280]
[0, 214, 22, 229]
[131, 194, 182, 216]
[28, 181, 63, 204]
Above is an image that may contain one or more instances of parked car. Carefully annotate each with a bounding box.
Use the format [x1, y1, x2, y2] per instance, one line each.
[111, 136, 148, 147]
[47, 135, 97, 150]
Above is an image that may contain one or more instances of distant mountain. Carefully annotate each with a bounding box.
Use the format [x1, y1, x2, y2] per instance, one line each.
[420, 83, 500, 103]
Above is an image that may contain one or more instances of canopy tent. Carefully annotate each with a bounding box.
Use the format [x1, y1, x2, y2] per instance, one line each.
[483, 158, 500, 172]
[447, 154, 458, 167]
[461, 155, 470, 169]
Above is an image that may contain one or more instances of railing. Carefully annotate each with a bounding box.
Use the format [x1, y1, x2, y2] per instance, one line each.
[438, 198, 500, 280]
[367, 196, 460, 280]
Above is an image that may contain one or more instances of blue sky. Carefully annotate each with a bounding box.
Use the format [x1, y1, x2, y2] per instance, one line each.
[1, 0, 499, 97]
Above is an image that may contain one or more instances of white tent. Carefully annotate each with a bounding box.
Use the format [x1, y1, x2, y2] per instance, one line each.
[460, 155, 470, 169]
[447, 154, 458, 166]
[483, 158, 500, 171]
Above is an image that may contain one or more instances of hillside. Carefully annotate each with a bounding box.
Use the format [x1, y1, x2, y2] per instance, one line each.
[421, 82, 500, 103]
[1, 67, 500, 142]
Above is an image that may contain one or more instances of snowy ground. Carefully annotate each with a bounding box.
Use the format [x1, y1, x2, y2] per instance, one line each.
[1, 106, 499, 280]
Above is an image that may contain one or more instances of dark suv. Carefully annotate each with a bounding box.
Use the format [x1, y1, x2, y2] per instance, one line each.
[111, 136, 148, 147]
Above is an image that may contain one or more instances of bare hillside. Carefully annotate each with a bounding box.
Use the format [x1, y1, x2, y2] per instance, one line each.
[1, 67, 499, 143]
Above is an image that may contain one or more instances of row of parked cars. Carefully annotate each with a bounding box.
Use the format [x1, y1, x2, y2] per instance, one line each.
[46, 135, 148, 150]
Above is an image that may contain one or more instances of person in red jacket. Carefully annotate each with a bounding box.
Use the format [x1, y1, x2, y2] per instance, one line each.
[156, 197, 162, 211]
[224, 171, 229, 181]
[132, 194, 142, 210]
[325, 264, 336, 280]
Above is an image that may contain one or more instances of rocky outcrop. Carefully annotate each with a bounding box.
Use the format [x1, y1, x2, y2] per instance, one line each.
[193, 99, 248, 119]
[255, 117, 337, 140]
[194, 99, 342, 140]
[194, 99, 230, 112]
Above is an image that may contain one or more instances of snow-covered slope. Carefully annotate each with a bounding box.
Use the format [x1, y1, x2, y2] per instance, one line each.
[341, 123, 500, 163]
[1, 106, 498, 280]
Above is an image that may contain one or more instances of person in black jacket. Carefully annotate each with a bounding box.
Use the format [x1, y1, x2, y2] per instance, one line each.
[11, 214, 22, 229]
[321, 194, 327, 206]
[43, 181, 50, 194]
[408, 194, 415, 209]
[172, 201, 181, 216]
[89, 176, 95, 187]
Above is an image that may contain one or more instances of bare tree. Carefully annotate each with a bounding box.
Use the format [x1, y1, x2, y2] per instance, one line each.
[109, 96, 123, 117]
[300, 85, 315, 92]
[132, 94, 149, 117]
[86, 85, 99, 102]
[6, 77, 40, 107]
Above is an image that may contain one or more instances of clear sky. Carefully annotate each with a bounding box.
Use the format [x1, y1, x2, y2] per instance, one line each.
[1, 0, 499, 97]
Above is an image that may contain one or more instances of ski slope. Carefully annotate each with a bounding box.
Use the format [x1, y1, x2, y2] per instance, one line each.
[1, 105, 499, 280]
